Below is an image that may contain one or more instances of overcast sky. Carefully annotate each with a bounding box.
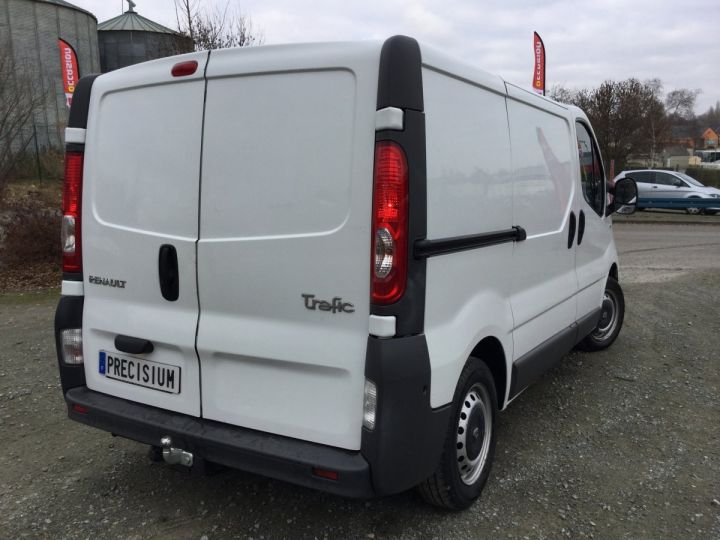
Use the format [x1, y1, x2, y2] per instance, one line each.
[73, 0, 719, 114]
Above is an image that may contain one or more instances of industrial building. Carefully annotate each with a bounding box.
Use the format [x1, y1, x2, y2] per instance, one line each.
[98, 2, 193, 73]
[0, 0, 100, 150]
[0, 0, 193, 152]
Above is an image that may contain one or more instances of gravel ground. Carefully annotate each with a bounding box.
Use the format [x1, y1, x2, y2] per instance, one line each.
[1, 224, 719, 539]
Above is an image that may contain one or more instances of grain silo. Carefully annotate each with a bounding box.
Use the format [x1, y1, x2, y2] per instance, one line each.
[98, 1, 194, 73]
[0, 0, 100, 150]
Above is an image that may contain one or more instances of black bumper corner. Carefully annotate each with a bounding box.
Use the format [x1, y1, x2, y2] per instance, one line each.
[66, 387, 375, 499]
[361, 334, 452, 495]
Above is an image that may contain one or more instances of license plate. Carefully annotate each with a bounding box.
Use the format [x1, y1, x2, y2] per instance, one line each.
[99, 351, 181, 394]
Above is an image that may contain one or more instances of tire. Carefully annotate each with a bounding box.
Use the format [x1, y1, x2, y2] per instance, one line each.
[686, 197, 703, 215]
[578, 277, 625, 352]
[705, 210, 717, 216]
[418, 358, 497, 510]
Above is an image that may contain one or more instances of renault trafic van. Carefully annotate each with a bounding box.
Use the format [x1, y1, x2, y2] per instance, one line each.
[54, 36, 638, 509]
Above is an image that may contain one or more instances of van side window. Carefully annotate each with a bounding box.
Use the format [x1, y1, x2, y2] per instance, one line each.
[575, 122, 605, 216]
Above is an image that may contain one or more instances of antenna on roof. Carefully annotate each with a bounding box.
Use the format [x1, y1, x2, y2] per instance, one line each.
[127, 0, 136, 13]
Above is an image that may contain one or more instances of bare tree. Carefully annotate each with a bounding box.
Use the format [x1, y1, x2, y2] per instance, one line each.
[548, 84, 574, 104]
[0, 49, 47, 200]
[174, 0, 198, 42]
[174, 0, 263, 51]
[665, 88, 701, 120]
[555, 79, 670, 170]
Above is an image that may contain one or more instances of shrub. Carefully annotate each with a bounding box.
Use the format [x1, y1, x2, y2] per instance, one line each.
[6, 150, 65, 182]
[0, 190, 60, 268]
[685, 167, 720, 188]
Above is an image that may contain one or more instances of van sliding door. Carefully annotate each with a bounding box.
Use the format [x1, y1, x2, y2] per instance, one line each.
[507, 97, 578, 363]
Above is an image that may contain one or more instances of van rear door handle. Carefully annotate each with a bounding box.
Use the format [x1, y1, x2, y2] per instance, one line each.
[568, 211, 576, 249]
[158, 244, 179, 301]
[577, 210, 586, 245]
[115, 335, 154, 354]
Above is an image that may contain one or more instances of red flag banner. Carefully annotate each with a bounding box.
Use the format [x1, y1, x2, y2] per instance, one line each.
[58, 39, 79, 109]
[532, 32, 545, 96]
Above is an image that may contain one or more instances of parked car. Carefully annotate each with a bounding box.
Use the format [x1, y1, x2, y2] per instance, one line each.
[54, 36, 638, 510]
[614, 169, 720, 214]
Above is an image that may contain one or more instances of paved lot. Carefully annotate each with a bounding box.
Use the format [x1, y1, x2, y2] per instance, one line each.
[614, 208, 720, 226]
[1, 223, 719, 539]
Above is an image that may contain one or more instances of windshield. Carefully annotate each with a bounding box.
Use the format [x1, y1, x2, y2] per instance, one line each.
[677, 172, 704, 187]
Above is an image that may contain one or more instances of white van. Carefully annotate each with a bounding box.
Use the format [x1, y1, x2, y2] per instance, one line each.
[54, 36, 638, 509]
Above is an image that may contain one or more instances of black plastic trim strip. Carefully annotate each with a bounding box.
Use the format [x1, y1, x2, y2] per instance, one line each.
[65, 142, 85, 153]
[361, 334, 451, 495]
[68, 74, 100, 129]
[415, 226, 526, 259]
[509, 322, 577, 399]
[377, 36, 423, 111]
[575, 307, 602, 344]
[62, 272, 83, 282]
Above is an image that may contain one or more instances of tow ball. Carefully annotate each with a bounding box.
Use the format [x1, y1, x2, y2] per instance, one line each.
[160, 436, 193, 467]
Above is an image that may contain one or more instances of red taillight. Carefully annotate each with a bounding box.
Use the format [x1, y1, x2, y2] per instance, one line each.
[171, 60, 198, 77]
[72, 404, 88, 414]
[371, 141, 408, 305]
[62, 151, 84, 273]
[312, 467, 339, 481]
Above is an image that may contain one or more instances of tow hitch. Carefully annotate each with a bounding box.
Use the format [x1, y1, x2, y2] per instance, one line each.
[160, 436, 193, 467]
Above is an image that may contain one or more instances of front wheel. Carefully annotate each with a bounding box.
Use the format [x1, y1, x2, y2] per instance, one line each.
[578, 277, 625, 351]
[686, 198, 703, 215]
[418, 358, 497, 510]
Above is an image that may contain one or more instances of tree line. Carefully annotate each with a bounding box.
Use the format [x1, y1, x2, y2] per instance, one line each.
[550, 81, 717, 172]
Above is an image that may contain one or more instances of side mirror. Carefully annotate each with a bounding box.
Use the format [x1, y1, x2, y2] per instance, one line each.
[607, 177, 638, 215]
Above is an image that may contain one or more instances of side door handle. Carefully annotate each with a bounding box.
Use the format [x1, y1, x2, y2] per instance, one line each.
[567, 211, 576, 249]
[158, 244, 179, 301]
[577, 210, 586, 246]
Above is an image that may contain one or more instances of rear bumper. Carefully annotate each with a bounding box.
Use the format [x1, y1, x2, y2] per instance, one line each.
[57, 296, 451, 498]
[66, 386, 375, 498]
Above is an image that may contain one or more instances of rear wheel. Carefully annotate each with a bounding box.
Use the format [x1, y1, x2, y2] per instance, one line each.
[578, 277, 625, 351]
[418, 358, 497, 510]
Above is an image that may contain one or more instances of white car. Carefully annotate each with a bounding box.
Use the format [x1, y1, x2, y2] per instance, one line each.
[54, 36, 637, 510]
[614, 169, 720, 214]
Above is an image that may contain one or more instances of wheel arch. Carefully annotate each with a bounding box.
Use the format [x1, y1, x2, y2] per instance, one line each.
[469, 336, 507, 410]
[609, 262, 619, 282]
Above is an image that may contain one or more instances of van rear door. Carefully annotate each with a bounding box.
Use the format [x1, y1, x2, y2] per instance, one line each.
[82, 52, 209, 417]
[196, 44, 380, 450]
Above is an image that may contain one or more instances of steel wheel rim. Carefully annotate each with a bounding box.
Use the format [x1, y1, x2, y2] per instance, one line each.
[592, 289, 618, 342]
[456, 383, 492, 485]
